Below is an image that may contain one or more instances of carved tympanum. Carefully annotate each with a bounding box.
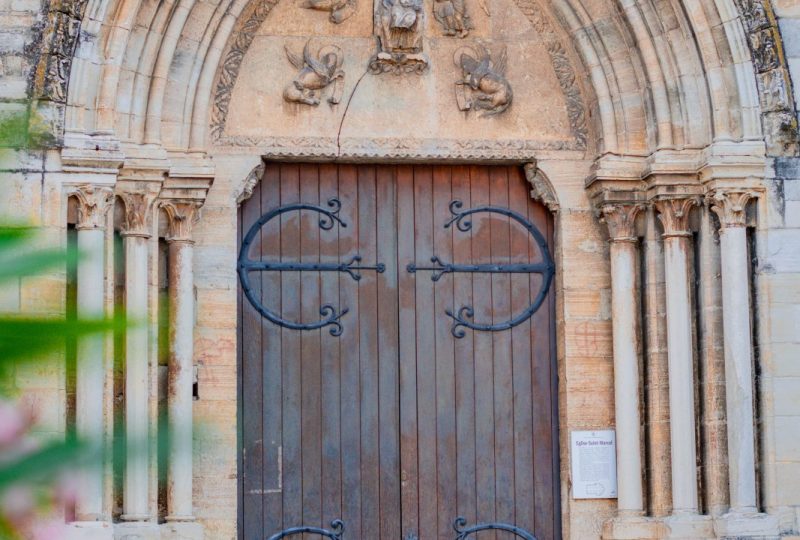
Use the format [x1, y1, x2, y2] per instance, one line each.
[284, 41, 345, 106]
[71, 185, 114, 230]
[302, 0, 356, 23]
[369, 0, 428, 74]
[433, 0, 471, 37]
[707, 190, 757, 229]
[454, 45, 512, 116]
[653, 197, 699, 238]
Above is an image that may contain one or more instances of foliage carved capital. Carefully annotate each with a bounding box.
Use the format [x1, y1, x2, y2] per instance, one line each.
[70, 184, 114, 230]
[598, 203, 645, 243]
[117, 190, 157, 238]
[161, 200, 203, 243]
[707, 190, 757, 229]
[653, 197, 700, 238]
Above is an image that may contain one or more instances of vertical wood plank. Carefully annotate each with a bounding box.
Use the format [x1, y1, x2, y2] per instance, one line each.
[530, 195, 555, 540]
[451, 165, 476, 528]
[319, 164, 342, 529]
[241, 177, 263, 539]
[337, 165, 362, 539]
[397, 165, 420, 540]
[508, 166, 535, 533]
[300, 164, 323, 530]
[261, 164, 283, 535]
[279, 164, 302, 528]
[413, 165, 438, 540]
[357, 166, 381, 540]
[469, 165, 496, 532]
[376, 166, 401, 539]
[489, 166, 515, 529]
[432, 166, 457, 539]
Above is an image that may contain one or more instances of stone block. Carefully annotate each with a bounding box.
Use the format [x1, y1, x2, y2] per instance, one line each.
[662, 513, 714, 539]
[64, 521, 114, 540]
[774, 416, 800, 461]
[159, 522, 203, 540]
[602, 516, 667, 539]
[113, 522, 162, 540]
[772, 377, 800, 416]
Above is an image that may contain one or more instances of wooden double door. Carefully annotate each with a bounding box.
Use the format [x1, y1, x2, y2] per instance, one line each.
[238, 163, 559, 540]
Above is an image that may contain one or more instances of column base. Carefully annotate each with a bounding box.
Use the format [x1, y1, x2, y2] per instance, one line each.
[160, 521, 203, 540]
[64, 521, 114, 540]
[713, 511, 780, 539]
[113, 521, 162, 540]
[602, 515, 667, 539]
[663, 513, 714, 539]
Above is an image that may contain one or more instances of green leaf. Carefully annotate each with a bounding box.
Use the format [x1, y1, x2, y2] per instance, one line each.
[0, 435, 90, 491]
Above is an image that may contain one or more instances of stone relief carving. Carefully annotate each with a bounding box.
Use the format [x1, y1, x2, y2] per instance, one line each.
[750, 28, 780, 73]
[454, 45, 512, 116]
[369, 0, 429, 74]
[31, 0, 88, 104]
[523, 163, 559, 212]
[283, 41, 345, 106]
[301, 0, 356, 23]
[433, 0, 471, 38]
[237, 162, 266, 204]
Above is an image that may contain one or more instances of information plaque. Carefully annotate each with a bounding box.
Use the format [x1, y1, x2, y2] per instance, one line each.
[571, 430, 618, 499]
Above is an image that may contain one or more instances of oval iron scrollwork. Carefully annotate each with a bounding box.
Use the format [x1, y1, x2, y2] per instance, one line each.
[238, 199, 385, 336]
[453, 517, 537, 540]
[408, 200, 554, 338]
[266, 519, 345, 540]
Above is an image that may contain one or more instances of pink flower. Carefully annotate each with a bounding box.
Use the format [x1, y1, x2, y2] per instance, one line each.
[0, 399, 27, 448]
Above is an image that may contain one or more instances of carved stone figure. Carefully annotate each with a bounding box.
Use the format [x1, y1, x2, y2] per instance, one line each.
[283, 41, 345, 106]
[369, 0, 428, 74]
[433, 0, 471, 37]
[301, 0, 356, 24]
[453, 45, 512, 116]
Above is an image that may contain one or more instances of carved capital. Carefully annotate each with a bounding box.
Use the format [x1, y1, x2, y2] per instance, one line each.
[653, 197, 699, 238]
[117, 191, 157, 238]
[161, 200, 203, 243]
[707, 190, 757, 229]
[71, 184, 114, 230]
[598, 203, 644, 243]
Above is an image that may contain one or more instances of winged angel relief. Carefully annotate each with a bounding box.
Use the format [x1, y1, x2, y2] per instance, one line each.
[283, 41, 345, 106]
[454, 44, 513, 116]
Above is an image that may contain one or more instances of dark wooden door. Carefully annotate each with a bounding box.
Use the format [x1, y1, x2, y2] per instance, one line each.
[239, 164, 559, 540]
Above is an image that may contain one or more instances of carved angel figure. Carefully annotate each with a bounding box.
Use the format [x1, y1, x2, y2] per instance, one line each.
[283, 41, 345, 106]
[301, 0, 356, 24]
[454, 45, 512, 116]
[377, 0, 424, 53]
[433, 0, 471, 38]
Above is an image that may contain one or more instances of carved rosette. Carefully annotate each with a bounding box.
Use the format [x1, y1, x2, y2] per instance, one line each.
[653, 197, 700, 238]
[707, 190, 757, 229]
[71, 185, 114, 230]
[118, 191, 157, 238]
[599, 203, 644, 243]
[161, 201, 203, 243]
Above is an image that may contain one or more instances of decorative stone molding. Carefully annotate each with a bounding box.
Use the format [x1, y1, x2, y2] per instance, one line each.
[734, 0, 799, 155]
[653, 197, 700, 238]
[523, 163, 559, 212]
[161, 201, 203, 243]
[70, 184, 114, 230]
[216, 135, 577, 159]
[599, 203, 645, 243]
[237, 162, 266, 205]
[707, 190, 758, 229]
[117, 190, 157, 238]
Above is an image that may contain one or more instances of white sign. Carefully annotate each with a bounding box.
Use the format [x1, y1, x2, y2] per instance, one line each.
[571, 430, 617, 499]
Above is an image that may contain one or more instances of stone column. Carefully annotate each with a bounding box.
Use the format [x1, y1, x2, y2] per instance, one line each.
[709, 190, 758, 513]
[162, 201, 201, 524]
[653, 197, 700, 516]
[118, 190, 155, 522]
[72, 185, 114, 521]
[599, 203, 645, 516]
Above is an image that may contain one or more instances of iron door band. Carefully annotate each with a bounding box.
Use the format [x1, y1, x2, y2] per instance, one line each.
[238, 198, 385, 337]
[264, 518, 537, 540]
[408, 200, 555, 338]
